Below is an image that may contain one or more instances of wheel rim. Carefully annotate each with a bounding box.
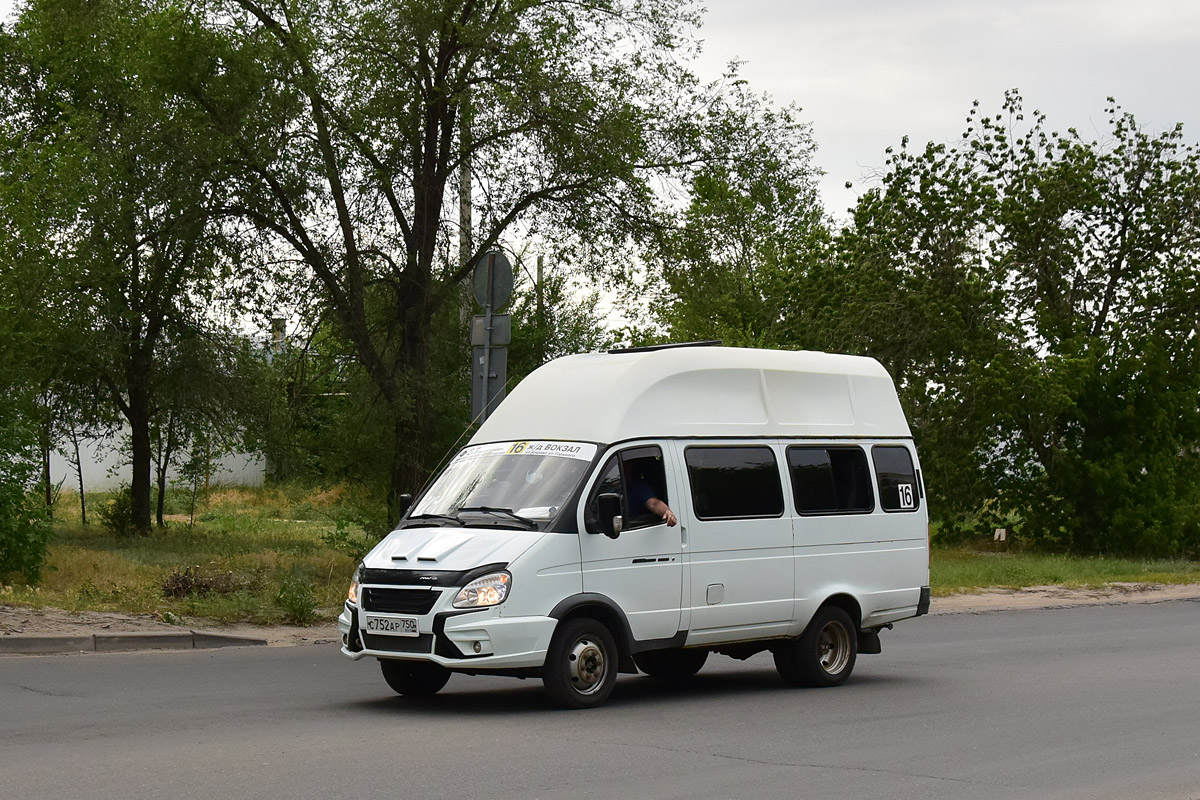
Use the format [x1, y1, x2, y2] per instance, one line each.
[817, 620, 851, 675]
[567, 636, 607, 695]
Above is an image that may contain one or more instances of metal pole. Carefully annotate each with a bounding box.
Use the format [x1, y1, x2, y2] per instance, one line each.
[481, 252, 494, 421]
[536, 254, 545, 364]
[458, 96, 472, 325]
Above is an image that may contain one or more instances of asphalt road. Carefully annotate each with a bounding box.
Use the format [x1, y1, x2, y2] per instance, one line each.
[2, 600, 1198, 800]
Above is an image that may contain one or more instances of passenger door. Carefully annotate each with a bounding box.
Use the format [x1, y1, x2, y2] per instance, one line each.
[578, 444, 684, 643]
[674, 442, 795, 645]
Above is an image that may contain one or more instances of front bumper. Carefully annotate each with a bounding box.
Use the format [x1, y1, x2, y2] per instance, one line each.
[338, 602, 556, 671]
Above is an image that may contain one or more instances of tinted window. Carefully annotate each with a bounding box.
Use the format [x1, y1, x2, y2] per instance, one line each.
[787, 446, 873, 514]
[872, 445, 920, 512]
[685, 446, 783, 519]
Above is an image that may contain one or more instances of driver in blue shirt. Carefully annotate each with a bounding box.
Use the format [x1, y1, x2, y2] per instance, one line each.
[626, 465, 678, 527]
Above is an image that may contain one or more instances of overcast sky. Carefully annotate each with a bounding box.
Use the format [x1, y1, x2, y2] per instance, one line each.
[693, 0, 1200, 217]
[3, 0, 1197, 218]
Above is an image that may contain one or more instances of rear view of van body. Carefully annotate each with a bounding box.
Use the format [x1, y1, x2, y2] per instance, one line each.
[339, 345, 930, 707]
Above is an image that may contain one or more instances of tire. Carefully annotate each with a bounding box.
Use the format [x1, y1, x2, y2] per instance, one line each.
[634, 648, 709, 679]
[379, 659, 451, 697]
[773, 605, 857, 688]
[542, 618, 619, 709]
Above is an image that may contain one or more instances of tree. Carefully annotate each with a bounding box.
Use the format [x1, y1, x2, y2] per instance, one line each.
[0, 271, 52, 580]
[148, 330, 262, 526]
[176, 0, 703, 521]
[831, 93, 1200, 554]
[0, 401, 51, 582]
[505, 250, 612, 381]
[648, 78, 830, 347]
[1, 0, 249, 535]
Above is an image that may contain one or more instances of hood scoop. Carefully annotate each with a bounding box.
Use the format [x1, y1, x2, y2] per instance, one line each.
[402, 531, 474, 563]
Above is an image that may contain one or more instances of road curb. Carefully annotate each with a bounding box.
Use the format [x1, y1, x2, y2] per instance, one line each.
[0, 629, 268, 655]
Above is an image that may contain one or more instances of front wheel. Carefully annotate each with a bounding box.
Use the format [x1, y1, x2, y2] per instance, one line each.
[773, 605, 857, 688]
[379, 659, 451, 697]
[543, 618, 619, 709]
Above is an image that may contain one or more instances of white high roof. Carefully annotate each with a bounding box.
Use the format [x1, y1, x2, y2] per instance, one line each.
[470, 346, 911, 445]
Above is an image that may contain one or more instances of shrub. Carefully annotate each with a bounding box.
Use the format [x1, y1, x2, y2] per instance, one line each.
[0, 478, 52, 582]
[320, 520, 377, 562]
[97, 486, 136, 537]
[0, 414, 52, 582]
[275, 573, 318, 624]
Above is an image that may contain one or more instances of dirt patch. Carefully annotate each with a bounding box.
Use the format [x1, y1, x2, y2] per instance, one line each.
[0, 605, 339, 647]
[932, 582, 1200, 614]
[4, 583, 1199, 647]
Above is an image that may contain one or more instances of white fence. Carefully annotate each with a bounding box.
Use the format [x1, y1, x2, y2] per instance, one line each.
[48, 437, 265, 493]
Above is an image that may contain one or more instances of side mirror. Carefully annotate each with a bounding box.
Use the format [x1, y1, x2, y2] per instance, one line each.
[396, 492, 414, 518]
[596, 492, 623, 540]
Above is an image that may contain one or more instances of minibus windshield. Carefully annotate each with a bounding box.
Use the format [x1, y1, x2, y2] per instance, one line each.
[409, 441, 597, 529]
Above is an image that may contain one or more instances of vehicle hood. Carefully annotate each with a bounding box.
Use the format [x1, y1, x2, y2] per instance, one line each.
[361, 526, 545, 572]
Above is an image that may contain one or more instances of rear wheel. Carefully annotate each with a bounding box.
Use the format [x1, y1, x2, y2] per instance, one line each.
[379, 659, 451, 697]
[543, 618, 618, 709]
[774, 605, 857, 688]
[634, 648, 708, 680]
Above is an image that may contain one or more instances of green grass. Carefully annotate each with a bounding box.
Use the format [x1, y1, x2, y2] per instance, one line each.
[7, 485, 1200, 623]
[0, 483, 372, 625]
[931, 548, 1200, 597]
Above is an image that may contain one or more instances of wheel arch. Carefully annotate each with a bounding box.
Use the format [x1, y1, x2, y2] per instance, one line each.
[817, 592, 863, 630]
[547, 593, 638, 673]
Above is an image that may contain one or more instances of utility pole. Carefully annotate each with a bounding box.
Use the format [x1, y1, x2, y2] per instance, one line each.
[458, 95, 473, 323]
[536, 254, 546, 365]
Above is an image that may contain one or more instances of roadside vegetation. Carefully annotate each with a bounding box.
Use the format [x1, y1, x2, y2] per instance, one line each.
[2, 0, 1199, 594]
[931, 548, 1200, 597]
[2, 485, 1198, 626]
[0, 485, 369, 625]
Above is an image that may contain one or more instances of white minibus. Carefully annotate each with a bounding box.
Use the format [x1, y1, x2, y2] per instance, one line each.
[339, 344, 930, 708]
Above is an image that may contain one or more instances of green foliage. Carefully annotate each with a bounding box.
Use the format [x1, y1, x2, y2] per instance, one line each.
[96, 486, 136, 538]
[274, 571, 318, 625]
[1, 0, 254, 536]
[163, 0, 708, 522]
[320, 521, 377, 563]
[0, 395, 53, 581]
[931, 548, 1200, 596]
[505, 251, 613, 382]
[0, 465, 53, 583]
[6, 485, 357, 623]
[650, 77, 832, 348]
[829, 92, 1200, 556]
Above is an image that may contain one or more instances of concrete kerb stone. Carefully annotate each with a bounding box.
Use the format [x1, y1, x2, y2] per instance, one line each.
[0, 635, 96, 655]
[0, 630, 268, 655]
[94, 631, 196, 652]
[190, 630, 269, 649]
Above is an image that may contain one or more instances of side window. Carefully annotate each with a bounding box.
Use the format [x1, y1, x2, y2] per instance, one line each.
[872, 445, 920, 512]
[584, 446, 670, 532]
[684, 446, 783, 520]
[787, 446, 874, 515]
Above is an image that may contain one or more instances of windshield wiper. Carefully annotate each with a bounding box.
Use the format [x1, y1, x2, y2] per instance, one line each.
[403, 513, 465, 527]
[457, 506, 538, 529]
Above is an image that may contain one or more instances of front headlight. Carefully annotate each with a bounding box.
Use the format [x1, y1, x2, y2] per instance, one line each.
[453, 571, 511, 609]
[347, 566, 361, 605]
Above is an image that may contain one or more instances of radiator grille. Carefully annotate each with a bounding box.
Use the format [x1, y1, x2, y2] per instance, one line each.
[362, 587, 440, 615]
[362, 633, 434, 654]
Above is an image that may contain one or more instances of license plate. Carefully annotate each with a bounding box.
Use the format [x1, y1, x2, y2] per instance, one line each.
[363, 614, 419, 637]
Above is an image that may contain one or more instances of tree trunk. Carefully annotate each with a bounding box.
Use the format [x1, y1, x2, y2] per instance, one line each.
[40, 415, 53, 517]
[128, 384, 154, 537]
[70, 425, 87, 525]
[154, 415, 176, 528]
[156, 458, 168, 528]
